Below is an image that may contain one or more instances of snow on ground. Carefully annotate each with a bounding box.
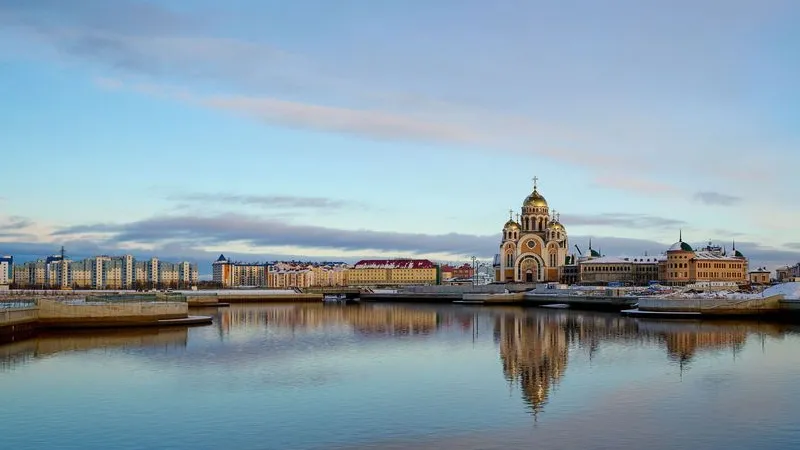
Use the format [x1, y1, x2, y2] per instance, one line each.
[663, 282, 800, 300]
[761, 282, 800, 300]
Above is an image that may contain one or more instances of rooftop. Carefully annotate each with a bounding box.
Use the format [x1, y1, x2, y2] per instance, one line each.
[354, 259, 436, 269]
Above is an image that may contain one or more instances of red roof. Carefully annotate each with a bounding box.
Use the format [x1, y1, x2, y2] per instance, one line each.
[354, 259, 436, 269]
[440, 264, 456, 271]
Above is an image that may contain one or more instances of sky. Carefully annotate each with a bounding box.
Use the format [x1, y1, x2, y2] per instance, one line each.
[0, 0, 799, 274]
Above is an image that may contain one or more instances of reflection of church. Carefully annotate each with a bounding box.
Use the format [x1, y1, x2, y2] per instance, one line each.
[495, 177, 569, 283]
[495, 314, 568, 416]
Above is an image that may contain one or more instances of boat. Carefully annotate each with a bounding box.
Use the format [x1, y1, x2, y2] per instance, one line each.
[322, 294, 359, 304]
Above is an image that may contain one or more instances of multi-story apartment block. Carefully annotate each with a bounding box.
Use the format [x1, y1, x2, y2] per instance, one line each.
[268, 268, 313, 289]
[212, 255, 269, 287]
[10, 250, 197, 290]
[0, 255, 12, 285]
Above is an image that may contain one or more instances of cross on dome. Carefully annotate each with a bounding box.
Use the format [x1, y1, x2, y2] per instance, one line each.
[532, 176, 539, 190]
[508, 209, 514, 220]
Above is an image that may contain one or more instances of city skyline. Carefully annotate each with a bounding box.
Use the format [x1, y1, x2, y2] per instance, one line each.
[1, 1, 799, 272]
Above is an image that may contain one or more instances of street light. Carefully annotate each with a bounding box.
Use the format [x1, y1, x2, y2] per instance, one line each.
[471, 256, 477, 286]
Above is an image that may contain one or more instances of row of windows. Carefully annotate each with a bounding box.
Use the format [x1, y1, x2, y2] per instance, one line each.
[696, 272, 743, 279]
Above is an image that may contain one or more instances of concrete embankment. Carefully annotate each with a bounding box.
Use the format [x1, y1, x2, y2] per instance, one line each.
[524, 294, 637, 311]
[0, 298, 212, 343]
[625, 295, 785, 318]
[183, 290, 322, 305]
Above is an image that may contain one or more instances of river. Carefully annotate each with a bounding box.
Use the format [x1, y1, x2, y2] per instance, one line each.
[2, 303, 800, 449]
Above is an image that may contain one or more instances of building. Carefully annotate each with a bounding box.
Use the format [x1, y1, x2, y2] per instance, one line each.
[212, 255, 269, 287]
[658, 237, 748, 286]
[268, 268, 313, 288]
[748, 268, 771, 285]
[348, 259, 438, 286]
[495, 178, 569, 283]
[452, 263, 474, 279]
[777, 264, 800, 282]
[0, 255, 12, 285]
[579, 255, 661, 286]
[440, 264, 455, 281]
[10, 251, 197, 289]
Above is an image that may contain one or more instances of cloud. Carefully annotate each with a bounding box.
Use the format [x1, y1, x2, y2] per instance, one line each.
[785, 243, 800, 250]
[561, 213, 685, 230]
[591, 176, 679, 194]
[201, 95, 483, 145]
[166, 193, 362, 210]
[693, 191, 742, 206]
[53, 214, 499, 256]
[2, 216, 34, 230]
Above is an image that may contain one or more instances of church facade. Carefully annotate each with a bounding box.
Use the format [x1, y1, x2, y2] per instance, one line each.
[494, 178, 569, 283]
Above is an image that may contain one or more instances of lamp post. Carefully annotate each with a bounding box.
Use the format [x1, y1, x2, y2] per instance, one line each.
[471, 256, 477, 286]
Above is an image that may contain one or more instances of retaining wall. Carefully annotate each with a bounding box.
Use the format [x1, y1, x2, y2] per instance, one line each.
[637, 295, 784, 314]
[37, 299, 187, 327]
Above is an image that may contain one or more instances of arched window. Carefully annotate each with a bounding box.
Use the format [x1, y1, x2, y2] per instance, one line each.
[506, 253, 513, 267]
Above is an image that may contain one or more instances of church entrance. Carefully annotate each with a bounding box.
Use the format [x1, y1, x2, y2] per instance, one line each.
[518, 256, 540, 283]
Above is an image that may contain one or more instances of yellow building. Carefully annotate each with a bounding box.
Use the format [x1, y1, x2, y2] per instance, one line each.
[495, 178, 569, 283]
[348, 259, 438, 286]
[658, 237, 748, 286]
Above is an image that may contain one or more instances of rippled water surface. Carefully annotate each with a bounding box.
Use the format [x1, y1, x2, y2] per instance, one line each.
[3, 303, 800, 450]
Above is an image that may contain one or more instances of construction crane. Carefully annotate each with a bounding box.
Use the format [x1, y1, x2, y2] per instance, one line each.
[574, 245, 583, 256]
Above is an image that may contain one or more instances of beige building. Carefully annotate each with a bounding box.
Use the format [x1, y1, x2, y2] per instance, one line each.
[776, 264, 800, 282]
[495, 178, 569, 283]
[658, 238, 748, 286]
[212, 255, 269, 287]
[748, 268, 771, 285]
[268, 269, 313, 288]
[579, 255, 661, 286]
[348, 259, 438, 286]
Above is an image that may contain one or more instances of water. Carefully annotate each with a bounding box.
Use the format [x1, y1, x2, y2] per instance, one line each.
[2, 303, 800, 450]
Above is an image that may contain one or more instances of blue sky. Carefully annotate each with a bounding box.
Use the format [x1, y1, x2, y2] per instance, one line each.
[1, 0, 799, 273]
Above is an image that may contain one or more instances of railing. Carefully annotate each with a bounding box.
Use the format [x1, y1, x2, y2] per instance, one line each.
[81, 294, 188, 304]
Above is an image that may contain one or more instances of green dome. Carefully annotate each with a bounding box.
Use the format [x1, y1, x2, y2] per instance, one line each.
[590, 249, 601, 257]
[733, 249, 744, 258]
[669, 241, 693, 252]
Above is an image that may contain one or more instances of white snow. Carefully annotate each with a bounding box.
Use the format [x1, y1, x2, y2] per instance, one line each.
[659, 282, 800, 300]
[761, 282, 800, 300]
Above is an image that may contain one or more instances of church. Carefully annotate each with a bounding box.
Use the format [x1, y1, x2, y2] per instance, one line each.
[494, 178, 569, 283]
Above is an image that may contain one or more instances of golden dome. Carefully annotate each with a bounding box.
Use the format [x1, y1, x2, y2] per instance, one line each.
[523, 189, 548, 208]
[504, 219, 520, 230]
[549, 221, 565, 231]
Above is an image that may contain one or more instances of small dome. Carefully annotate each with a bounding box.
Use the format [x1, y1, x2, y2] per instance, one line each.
[504, 219, 520, 230]
[549, 221, 565, 231]
[733, 249, 744, 258]
[523, 189, 548, 208]
[590, 249, 601, 258]
[668, 241, 694, 252]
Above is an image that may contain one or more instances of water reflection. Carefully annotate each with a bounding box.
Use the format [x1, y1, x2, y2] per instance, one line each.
[3, 303, 800, 450]
[220, 304, 441, 336]
[493, 310, 789, 417]
[0, 327, 188, 372]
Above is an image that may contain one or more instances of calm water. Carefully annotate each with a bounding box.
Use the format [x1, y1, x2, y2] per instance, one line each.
[3, 303, 800, 450]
